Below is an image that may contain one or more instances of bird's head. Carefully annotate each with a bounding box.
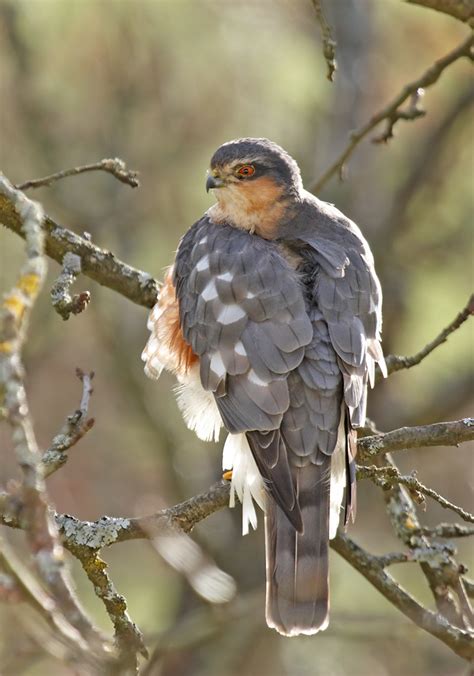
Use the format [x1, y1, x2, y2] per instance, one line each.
[205, 138, 303, 236]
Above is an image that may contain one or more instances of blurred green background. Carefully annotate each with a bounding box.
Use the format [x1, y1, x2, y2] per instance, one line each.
[0, 1, 472, 674]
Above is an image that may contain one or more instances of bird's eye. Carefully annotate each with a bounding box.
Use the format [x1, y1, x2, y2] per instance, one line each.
[237, 164, 255, 177]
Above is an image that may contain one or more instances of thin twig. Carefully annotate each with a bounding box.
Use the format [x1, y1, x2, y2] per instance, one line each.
[359, 465, 474, 523]
[372, 88, 426, 144]
[415, 523, 474, 538]
[406, 0, 474, 23]
[375, 542, 456, 568]
[50, 252, 91, 320]
[42, 369, 95, 478]
[380, 86, 474, 250]
[15, 158, 140, 191]
[310, 32, 474, 192]
[358, 418, 474, 458]
[382, 294, 474, 379]
[311, 0, 337, 81]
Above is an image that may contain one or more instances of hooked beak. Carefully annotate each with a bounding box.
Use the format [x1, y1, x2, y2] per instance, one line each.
[206, 173, 225, 193]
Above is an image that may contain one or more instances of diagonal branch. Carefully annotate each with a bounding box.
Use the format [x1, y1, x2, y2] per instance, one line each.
[332, 533, 474, 660]
[42, 369, 95, 478]
[0, 177, 159, 309]
[310, 31, 474, 192]
[382, 294, 474, 379]
[406, 0, 474, 23]
[66, 542, 148, 666]
[15, 157, 140, 191]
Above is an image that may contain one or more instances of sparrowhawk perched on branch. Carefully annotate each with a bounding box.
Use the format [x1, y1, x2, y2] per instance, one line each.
[142, 138, 386, 636]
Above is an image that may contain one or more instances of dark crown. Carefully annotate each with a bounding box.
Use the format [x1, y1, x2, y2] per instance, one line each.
[210, 138, 302, 192]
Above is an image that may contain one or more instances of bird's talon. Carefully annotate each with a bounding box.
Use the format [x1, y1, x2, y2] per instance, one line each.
[222, 470, 233, 481]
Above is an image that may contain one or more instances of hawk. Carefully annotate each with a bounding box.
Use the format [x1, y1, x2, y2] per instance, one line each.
[142, 138, 386, 636]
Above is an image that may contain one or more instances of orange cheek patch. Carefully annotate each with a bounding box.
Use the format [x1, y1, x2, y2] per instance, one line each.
[239, 177, 289, 238]
[239, 176, 285, 208]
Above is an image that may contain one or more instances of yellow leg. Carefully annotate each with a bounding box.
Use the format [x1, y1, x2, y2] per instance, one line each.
[222, 470, 233, 482]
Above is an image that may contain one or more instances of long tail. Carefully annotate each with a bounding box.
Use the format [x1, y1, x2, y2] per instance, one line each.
[264, 457, 331, 636]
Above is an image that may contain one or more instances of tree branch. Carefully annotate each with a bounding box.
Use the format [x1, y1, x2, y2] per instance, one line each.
[415, 523, 474, 538]
[2, 467, 473, 660]
[372, 87, 426, 144]
[358, 418, 474, 459]
[66, 542, 148, 667]
[374, 544, 456, 568]
[310, 31, 474, 192]
[52, 481, 232, 550]
[3, 414, 472, 544]
[15, 158, 140, 191]
[0, 177, 159, 309]
[32, 483, 474, 660]
[406, 0, 474, 23]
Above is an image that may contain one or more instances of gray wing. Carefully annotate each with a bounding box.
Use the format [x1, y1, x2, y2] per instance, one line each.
[296, 199, 386, 524]
[297, 202, 386, 428]
[316, 242, 385, 427]
[174, 217, 313, 530]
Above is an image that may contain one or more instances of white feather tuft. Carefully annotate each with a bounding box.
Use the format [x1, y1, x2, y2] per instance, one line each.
[329, 410, 347, 539]
[174, 374, 222, 442]
[329, 441, 345, 539]
[368, 338, 387, 382]
[222, 433, 265, 535]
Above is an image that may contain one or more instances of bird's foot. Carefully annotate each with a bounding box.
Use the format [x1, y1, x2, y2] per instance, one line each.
[222, 470, 233, 481]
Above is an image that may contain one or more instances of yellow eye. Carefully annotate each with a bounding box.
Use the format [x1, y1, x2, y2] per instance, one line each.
[237, 164, 255, 177]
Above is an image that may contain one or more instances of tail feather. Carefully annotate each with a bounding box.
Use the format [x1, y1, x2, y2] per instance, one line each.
[265, 458, 331, 636]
